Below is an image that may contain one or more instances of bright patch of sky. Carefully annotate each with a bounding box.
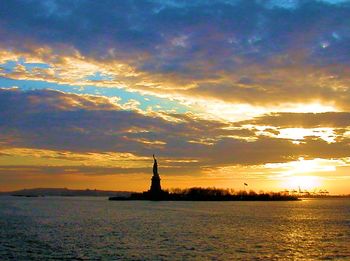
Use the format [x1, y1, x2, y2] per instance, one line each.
[0, 60, 17, 73]
[24, 62, 50, 71]
[1, 59, 50, 73]
[0, 58, 189, 113]
[0, 78, 189, 114]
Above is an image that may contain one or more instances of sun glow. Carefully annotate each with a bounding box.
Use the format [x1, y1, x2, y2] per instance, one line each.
[182, 98, 338, 123]
[283, 175, 321, 191]
[265, 157, 348, 192]
[277, 128, 336, 143]
[265, 157, 342, 176]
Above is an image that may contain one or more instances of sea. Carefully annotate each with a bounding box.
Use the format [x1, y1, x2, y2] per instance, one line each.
[0, 196, 349, 260]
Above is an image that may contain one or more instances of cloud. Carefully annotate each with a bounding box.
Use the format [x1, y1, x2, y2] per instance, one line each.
[1, 88, 350, 168]
[0, 88, 242, 157]
[1, 0, 350, 113]
[0, 165, 149, 176]
[1, 0, 350, 175]
[239, 112, 350, 128]
[1, 1, 350, 192]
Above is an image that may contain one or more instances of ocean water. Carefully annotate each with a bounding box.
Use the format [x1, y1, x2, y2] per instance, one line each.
[0, 197, 349, 260]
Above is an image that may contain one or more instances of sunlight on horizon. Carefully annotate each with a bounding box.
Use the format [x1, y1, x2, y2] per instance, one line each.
[282, 175, 322, 192]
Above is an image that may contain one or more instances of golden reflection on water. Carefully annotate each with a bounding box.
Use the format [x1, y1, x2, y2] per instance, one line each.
[0, 197, 349, 260]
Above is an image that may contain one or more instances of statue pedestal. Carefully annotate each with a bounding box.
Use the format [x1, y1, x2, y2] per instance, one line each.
[150, 175, 161, 193]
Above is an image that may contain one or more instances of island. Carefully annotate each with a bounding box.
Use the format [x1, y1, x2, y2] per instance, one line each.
[109, 155, 299, 201]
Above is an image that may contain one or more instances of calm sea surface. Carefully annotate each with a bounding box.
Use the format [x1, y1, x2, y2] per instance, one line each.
[0, 197, 349, 260]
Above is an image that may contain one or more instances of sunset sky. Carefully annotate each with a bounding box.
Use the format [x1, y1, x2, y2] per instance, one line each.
[1, 0, 350, 194]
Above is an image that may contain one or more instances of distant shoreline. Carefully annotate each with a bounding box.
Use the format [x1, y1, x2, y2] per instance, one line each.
[1, 187, 349, 199]
[0, 188, 131, 197]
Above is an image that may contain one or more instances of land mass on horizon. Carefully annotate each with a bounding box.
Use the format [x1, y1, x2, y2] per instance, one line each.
[109, 155, 300, 201]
